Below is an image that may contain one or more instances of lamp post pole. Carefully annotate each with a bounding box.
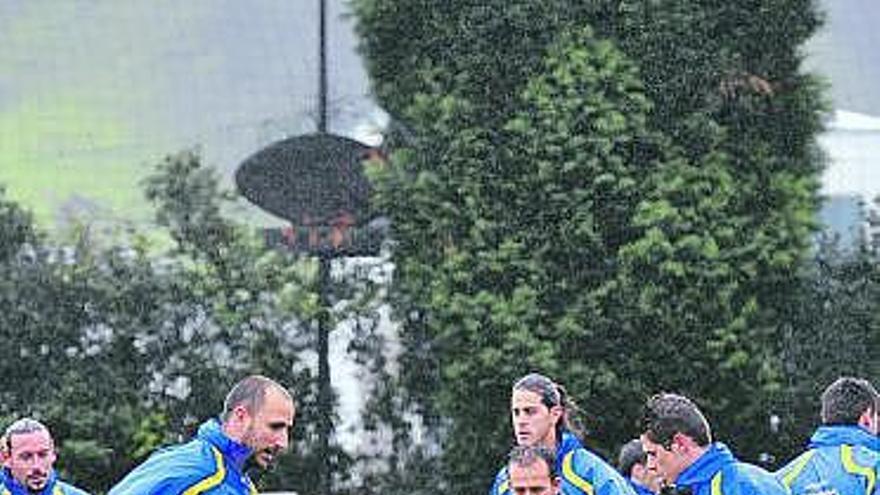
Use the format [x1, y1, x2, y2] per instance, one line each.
[316, 2, 333, 495]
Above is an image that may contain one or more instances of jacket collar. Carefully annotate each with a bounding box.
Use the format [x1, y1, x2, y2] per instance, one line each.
[197, 418, 253, 473]
[809, 425, 880, 451]
[676, 443, 736, 486]
[1, 468, 58, 495]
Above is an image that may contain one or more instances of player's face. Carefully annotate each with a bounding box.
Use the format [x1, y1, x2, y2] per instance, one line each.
[641, 434, 688, 485]
[6, 430, 57, 491]
[242, 388, 295, 469]
[511, 389, 561, 448]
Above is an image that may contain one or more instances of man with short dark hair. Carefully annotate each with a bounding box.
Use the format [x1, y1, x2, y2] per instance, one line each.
[640, 393, 786, 495]
[776, 376, 879, 495]
[508, 445, 561, 495]
[109, 375, 295, 495]
[1, 418, 90, 495]
[618, 439, 661, 495]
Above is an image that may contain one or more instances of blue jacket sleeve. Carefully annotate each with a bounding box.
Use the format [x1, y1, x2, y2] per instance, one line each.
[108, 441, 220, 495]
[728, 463, 789, 495]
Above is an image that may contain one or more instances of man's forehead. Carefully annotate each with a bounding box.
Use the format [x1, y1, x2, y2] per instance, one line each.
[263, 385, 293, 405]
[512, 390, 543, 406]
[9, 430, 53, 450]
[258, 388, 295, 417]
[509, 461, 552, 480]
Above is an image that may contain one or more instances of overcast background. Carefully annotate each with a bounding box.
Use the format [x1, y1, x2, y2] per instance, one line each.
[1, 0, 878, 227]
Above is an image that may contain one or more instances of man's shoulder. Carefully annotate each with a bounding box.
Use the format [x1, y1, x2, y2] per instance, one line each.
[562, 448, 635, 495]
[563, 447, 623, 477]
[721, 461, 787, 495]
[847, 442, 880, 466]
[777, 443, 879, 483]
[137, 437, 220, 471]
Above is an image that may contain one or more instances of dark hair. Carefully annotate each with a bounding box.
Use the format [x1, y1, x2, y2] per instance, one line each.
[513, 373, 584, 441]
[508, 445, 558, 476]
[222, 375, 292, 421]
[641, 393, 712, 448]
[618, 439, 647, 476]
[821, 377, 879, 426]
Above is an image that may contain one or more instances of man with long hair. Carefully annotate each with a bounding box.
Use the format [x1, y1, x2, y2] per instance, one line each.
[489, 373, 635, 495]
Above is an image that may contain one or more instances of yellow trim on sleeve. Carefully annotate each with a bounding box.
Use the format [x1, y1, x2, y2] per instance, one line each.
[840, 444, 876, 495]
[249, 479, 259, 495]
[53, 486, 64, 495]
[781, 450, 815, 488]
[498, 479, 509, 494]
[182, 446, 227, 495]
[710, 472, 723, 495]
[562, 451, 594, 495]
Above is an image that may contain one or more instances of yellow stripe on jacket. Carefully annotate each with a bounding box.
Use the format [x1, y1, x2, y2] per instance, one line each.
[840, 444, 876, 495]
[781, 450, 815, 488]
[182, 446, 227, 495]
[562, 451, 594, 495]
[710, 472, 723, 495]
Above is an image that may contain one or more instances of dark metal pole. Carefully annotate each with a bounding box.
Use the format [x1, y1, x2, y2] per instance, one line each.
[317, 4, 332, 494]
[317, 253, 332, 495]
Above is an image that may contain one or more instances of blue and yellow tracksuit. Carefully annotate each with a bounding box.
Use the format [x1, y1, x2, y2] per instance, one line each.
[775, 425, 879, 495]
[489, 431, 637, 495]
[1, 469, 90, 495]
[672, 443, 787, 495]
[108, 419, 257, 495]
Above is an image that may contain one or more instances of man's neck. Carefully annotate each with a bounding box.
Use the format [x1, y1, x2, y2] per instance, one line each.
[540, 432, 559, 451]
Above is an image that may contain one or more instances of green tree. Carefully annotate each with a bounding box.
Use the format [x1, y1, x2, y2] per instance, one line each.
[359, 24, 682, 493]
[353, 0, 826, 491]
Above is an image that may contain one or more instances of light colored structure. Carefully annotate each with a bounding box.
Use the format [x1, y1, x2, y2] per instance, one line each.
[808, 0, 880, 250]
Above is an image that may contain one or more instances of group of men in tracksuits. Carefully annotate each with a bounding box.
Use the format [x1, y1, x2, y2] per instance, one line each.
[494, 374, 878, 495]
[2, 373, 875, 495]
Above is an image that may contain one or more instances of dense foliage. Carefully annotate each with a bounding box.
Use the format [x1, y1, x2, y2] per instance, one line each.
[353, 0, 834, 492]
